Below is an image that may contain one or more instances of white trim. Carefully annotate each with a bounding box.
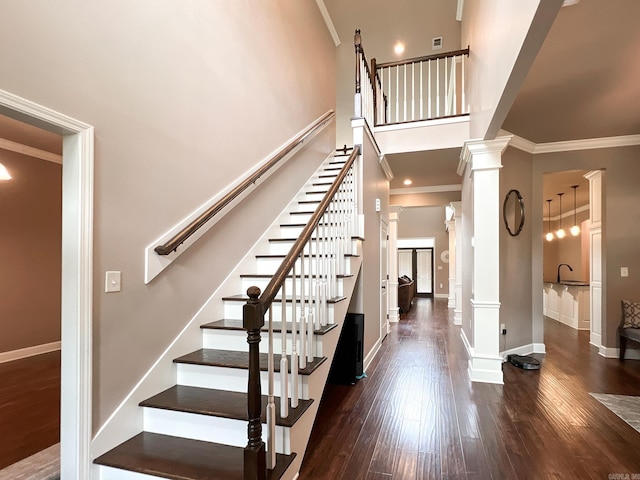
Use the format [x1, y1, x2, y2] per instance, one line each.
[501, 129, 640, 154]
[363, 339, 382, 373]
[501, 342, 546, 360]
[456, 0, 465, 21]
[0, 88, 94, 480]
[0, 137, 62, 164]
[379, 154, 394, 181]
[0, 341, 61, 364]
[374, 114, 469, 133]
[314, 0, 340, 47]
[390, 184, 462, 195]
[145, 111, 334, 284]
[460, 328, 472, 357]
[434, 293, 449, 299]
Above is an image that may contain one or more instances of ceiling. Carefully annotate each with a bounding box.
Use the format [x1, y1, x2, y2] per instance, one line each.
[326, 1, 639, 206]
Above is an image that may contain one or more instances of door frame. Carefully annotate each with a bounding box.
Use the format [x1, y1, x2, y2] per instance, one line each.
[0, 89, 94, 479]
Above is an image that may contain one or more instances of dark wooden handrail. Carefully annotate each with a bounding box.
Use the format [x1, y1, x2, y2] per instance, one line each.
[375, 47, 470, 70]
[154, 110, 336, 255]
[242, 145, 360, 479]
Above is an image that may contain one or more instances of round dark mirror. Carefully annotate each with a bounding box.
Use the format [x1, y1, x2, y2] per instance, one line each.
[503, 189, 525, 236]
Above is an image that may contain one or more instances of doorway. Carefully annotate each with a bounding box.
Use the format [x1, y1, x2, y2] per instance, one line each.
[0, 89, 94, 479]
[398, 247, 434, 296]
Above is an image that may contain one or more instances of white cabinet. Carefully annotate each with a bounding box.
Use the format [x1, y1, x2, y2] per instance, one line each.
[543, 283, 590, 330]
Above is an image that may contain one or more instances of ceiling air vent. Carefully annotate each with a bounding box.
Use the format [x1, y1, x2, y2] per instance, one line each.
[432, 37, 443, 50]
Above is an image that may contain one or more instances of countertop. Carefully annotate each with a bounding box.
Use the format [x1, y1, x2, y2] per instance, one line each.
[544, 280, 590, 287]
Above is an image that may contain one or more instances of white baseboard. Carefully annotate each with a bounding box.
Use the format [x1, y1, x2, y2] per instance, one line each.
[599, 346, 640, 360]
[0, 341, 61, 364]
[434, 293, 448, 299]
[500, 342, 546, 360]
[363, 339, 382, 373]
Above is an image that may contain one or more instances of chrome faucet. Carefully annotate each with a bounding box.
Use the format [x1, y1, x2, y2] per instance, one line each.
[557, 263, 573, 283]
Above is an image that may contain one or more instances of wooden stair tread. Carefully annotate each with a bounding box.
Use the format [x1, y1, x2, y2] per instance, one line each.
[222, 293, 347, 304]
[201, 318, 338, 335]
[94, 432, 295, 480]
[240, 273, 353, 279]
[140, 385, 312, 428]
[174, 349, 326, 375]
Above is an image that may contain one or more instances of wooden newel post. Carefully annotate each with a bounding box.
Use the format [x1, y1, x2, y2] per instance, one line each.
[243, 286, 266, 480]
[354, 29, 362, 95]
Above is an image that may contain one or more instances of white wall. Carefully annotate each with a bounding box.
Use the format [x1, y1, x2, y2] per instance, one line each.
[0, 1, 336, 430]
[461, 0, 563, 139]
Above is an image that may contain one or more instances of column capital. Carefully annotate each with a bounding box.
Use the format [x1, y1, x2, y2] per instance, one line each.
[389, 205, 403, 222]
[449, 201, 462, 218]
[458, 136, 512, 175]
[445, 219, 455, 232]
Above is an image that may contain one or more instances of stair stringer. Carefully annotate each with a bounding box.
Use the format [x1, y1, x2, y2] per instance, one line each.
[90, 151, 339, 466]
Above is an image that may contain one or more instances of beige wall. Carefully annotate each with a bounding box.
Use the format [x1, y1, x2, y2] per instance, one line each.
[543, 210, 590, 282]
[499, 147, 533, 350]
[325, 0, 461, 146]
[532, 146, 640, 349]
[0, 1, 336, 430]
[461, 0, 562, 139]
[397, 206, 449, 297]
[0, 151, 61, 353]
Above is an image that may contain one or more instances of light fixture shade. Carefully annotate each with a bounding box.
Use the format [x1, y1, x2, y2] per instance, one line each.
[546, 232, 554, 241]
[570, 184, 580, 236]
[0, 162, 11, 180]
[570, 225, 581, 236]
[556, 228, 566, 239]
[556, 192, 565, 239]
[545, 199, 554, 241]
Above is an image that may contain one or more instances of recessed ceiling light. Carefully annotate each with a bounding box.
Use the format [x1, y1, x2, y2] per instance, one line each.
[394, 42, 405, 55]
[562, 0, 580, 6]
[403, 179, 412, 186]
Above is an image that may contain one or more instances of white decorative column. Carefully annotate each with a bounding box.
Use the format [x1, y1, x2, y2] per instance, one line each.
[459, 137, 510, 384]
[388, 206, 402, 323]
[446, 218, 456, 309]
[351, 118, 366, 237]
[585, 170, 604, 352]
[451, 201, 463, 325]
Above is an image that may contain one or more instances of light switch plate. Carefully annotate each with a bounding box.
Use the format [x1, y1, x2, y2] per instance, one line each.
[621, 267, 629, 278]
[105, 271, 121, 292]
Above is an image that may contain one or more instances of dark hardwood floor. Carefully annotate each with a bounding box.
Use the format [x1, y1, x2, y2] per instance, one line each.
[301, 298, 640, 479]
[0, 351, 60, 469]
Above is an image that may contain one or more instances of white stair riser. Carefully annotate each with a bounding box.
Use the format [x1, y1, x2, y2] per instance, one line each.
[99, 465, 165, 480]
[176, 363, 311, 399]
[268, 239, 353, 257]
[256, 257, 353, 275]
[202, 329, 324, 357]
[241, 276, 344, 297]
[142, 408, 292, 454]
[223, 301, 337, 324]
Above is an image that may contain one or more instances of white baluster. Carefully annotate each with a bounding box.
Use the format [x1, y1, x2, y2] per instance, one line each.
[307, 241, 315, 362]
[462, 55, 466, 114]
[299, 250, 307, 369]
[395, 66, 399, 123]
[411, 62, 415, 121]
[280, 282, 288, 418]
[291, 263, 298, 408]
[403, 63, 407, 122]
[420, 61, 423, 120]
[428, 60, 432, 119]
[266, 306, 276, 469]
[444, 56, 449, 116]
[436, 57, 440, 118]
[452, 56, 457, 115]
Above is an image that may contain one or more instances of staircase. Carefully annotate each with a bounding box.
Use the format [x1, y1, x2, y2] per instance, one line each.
[94, 150, 363, 479]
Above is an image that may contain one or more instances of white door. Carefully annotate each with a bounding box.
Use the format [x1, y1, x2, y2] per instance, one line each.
[381, 219, 389, 338]
[398, 250, 412, 278]
[416, 249, 433, 295]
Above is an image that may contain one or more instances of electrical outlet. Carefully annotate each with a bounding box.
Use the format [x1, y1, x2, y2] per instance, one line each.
[500, 323, 507, 335]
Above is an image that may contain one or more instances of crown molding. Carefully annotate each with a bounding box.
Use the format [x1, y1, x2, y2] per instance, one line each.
[379, 154, 394, 181]
[315, 0, 340, 47]
[390, 184, 461, 195]
[501, 130, 640, 155]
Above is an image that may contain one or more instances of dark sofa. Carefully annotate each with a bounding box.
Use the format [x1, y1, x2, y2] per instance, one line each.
[398, 276, 415, 313]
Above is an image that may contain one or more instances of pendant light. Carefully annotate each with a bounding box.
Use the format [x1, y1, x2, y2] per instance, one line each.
[556, 192, 566, 239]
[570, 184, 581, 236]
[545, 199, 554, 241]
[0, 162, 11, 180]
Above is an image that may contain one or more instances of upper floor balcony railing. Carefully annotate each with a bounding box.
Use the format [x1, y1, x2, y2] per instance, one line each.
[355, 29, 469, 128]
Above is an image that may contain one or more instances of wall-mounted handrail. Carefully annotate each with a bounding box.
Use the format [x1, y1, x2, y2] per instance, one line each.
[242, 145, 360, 478]
[154, 110, 336, 256]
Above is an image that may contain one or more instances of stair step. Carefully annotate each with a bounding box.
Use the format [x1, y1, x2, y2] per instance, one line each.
[94, 432, 295, 480]
[201, 318, 338, 335]
[140, 385, 313, 428]
[174, 348, 327, 375]
[240, 273, 352, 280]
[256, 253, 358, 260]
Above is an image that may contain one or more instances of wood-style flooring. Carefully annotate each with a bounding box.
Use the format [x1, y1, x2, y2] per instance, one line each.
[0, 351, 60, 470]
[300, 298, 640, 479]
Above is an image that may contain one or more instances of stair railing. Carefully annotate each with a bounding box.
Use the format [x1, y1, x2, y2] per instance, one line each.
[154, 110, 335, 256]
[373, 47, 469, 125]
[242, 145, 361, 479]
[354, 29, 376, 128]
